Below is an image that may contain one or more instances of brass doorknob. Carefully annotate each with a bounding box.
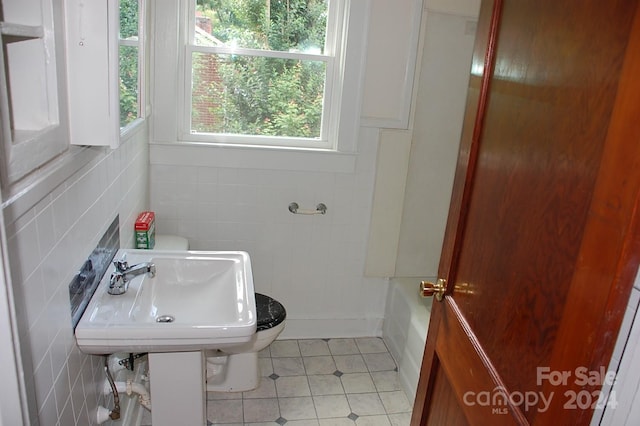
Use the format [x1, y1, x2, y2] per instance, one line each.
[420, 278, 446, 301]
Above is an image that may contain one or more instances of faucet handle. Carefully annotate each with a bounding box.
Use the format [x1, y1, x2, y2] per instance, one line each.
[108, 272, 128, 295]
[113, 259, 129, 273]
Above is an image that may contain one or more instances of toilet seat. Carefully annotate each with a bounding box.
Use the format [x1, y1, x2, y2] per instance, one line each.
[255, 293, 286, 332]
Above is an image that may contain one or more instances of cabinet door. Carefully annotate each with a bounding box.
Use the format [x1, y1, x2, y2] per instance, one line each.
[0, 0, 69, 185]
[360, 0, 423, 129]
[65, 0, 120, 148]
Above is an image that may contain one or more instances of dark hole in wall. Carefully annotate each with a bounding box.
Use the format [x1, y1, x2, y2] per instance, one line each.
[69, 216, 119, 330]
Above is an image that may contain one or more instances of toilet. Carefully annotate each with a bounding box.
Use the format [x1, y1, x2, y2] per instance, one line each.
[205, 293, 286, 391]
[153, 235, 190, 251]
[153, 235, 287, 392]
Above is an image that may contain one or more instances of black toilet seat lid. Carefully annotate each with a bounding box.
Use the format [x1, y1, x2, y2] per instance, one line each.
[256, 293, 287, 331]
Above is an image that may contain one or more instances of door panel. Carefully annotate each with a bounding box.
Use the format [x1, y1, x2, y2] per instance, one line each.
[455, 0, 635, 407]
[413, 0, 640, 425]
[425, 361, 469, 426]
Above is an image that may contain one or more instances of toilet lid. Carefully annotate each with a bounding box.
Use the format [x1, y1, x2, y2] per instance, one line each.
[255, 293, 287, 331]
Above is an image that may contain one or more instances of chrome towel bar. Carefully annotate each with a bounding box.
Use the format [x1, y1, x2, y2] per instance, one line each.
[288, 202, 327, 215]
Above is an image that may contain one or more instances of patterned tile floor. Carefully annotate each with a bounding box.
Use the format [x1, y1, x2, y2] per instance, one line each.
[206, 338, 413, 425]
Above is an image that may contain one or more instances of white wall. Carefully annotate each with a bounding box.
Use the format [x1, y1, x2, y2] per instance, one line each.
[147, 0, 408, 338]
[394, 10, 478, 277]
[150, 126, 389, 338]
[363, 0, 479, 279]
[3, 128, 149, 425]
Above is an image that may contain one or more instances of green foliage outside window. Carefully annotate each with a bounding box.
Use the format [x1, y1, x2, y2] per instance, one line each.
[120, 0, 140, 128]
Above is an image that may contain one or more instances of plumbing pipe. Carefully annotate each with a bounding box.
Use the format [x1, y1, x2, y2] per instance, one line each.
[112, 380, 152, 411]
[96, 406, 112, 424]
[107, 354, 128, 374]
[104, 356, 120, 420]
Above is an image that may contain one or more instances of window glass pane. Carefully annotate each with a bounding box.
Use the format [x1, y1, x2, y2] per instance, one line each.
[120, 0, 139, 39]
[191, 52, 325, 138]
[120, 45, 139, 127]
[194, 0, 328, 53]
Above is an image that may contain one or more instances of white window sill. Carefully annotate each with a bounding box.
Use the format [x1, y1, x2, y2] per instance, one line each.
[120, 117, 146, 141]
[149, 141, 357, 173]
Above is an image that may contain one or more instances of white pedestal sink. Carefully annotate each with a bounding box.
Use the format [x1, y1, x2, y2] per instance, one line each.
[75, 249, 257, 426]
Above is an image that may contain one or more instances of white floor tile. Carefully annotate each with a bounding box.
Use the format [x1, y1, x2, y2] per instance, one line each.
[286, 420, 321, 426]
[279, 396, 317, 420]
[319, 419, 355, 426]
[243, 377, 277, 399]
[299, 340, 331, 356]
[308, 374, 345, 396]
[347, 393, 386, 416]
[304, 356, 337, 375]
[388, 412, 412, 426]
[355, 415, 391, 426]
[355, 338, 388, 354]
[273, 357, 306, 376]
[328, 339, 360, 355]
[334, 355, 368, 373]
[362, 353, 396, 372]
[207, 391, 242, 401]
[276, 376, 311, 397]
[379, 391, 411, 414]
[206, 339, 414, 425]
[243, 398, 280, 423]
[207, 399, 243, 423]
[341, 373, 376, 394]
[370, 371, 401, 392]
[259, 357, 274, 377]
[313, 394, 351, 418]
[270, 341, 301, 357]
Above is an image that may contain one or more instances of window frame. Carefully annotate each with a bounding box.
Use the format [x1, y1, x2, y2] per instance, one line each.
[178, 0, 347, 151]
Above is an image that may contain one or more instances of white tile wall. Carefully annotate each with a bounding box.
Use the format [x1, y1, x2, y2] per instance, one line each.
[150, 127, 389, 339]
[4, 127, 149, 426]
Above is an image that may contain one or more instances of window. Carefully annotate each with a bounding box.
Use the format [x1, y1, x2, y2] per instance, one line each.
[183, 0, 343, 149]
[119, 0, 145, 130]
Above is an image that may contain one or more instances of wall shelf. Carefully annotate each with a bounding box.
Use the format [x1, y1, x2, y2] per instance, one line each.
[0, 22, 44, 42]
[0, 0, 69, 187]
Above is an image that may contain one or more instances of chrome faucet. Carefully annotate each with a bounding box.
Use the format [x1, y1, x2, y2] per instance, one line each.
[108, 258, 156, 295]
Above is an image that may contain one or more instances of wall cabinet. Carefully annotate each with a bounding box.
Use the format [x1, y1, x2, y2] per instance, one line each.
[360, 0, 423, 129]
[0, 0, 121, 189]
[65, 0, 120, 149]
[0, 0, 69, 185]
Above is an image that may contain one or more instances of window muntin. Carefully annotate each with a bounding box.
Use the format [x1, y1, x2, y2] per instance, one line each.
[119, 0, 144, 129]
[186, 0, 335, 147]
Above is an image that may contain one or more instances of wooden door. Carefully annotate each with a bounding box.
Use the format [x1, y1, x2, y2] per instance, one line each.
[412, 0, 640, 425]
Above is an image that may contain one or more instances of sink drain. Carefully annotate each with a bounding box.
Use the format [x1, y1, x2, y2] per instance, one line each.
[156, 315, 175, 323]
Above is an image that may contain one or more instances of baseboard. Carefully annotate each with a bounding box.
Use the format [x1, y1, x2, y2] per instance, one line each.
[278, 318, 384, 340]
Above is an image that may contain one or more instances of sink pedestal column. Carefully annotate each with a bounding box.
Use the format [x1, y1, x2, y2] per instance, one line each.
[148, 351, 206, 426]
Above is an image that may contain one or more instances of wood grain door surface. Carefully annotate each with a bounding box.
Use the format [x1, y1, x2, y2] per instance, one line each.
[412, 1, 640, 424]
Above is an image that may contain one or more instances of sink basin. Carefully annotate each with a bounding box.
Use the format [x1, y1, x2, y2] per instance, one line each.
[75, 249, 257, 354]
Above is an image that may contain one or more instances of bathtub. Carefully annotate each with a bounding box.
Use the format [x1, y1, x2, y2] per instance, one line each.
[383, 277, 434, 403]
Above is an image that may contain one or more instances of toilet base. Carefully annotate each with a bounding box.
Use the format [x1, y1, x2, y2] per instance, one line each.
[206, 351, 259, 392]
